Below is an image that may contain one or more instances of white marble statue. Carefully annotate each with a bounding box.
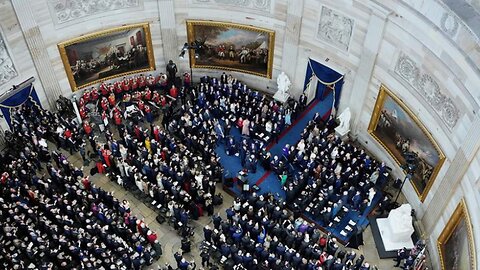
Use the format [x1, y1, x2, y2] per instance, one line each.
[276, 71, 291, 96]
[335, 107, 351, 137]
[274, 71, 291, 103]
[387, 204, 414, 242]
[377, 203, 415, 251]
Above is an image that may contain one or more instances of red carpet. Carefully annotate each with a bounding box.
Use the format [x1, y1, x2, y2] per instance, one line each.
[266, 99, 320, 151]
[255, 171, 272, 186]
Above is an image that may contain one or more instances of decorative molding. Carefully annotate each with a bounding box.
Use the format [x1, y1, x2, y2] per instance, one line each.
[48, 0, 142, 25]
[394, 52, 460, 129]
[190, 0, 273, 13]
[316, 6, 354, 52]
[0, 29, 18, 86]
[440, 12, 459, 37]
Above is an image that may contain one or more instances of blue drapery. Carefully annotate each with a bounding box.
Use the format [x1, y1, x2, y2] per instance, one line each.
[0, 84, 42, 128]
[303, 58, 344, 112]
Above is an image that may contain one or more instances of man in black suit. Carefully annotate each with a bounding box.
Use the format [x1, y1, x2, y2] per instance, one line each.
[166, 60, 178, 85]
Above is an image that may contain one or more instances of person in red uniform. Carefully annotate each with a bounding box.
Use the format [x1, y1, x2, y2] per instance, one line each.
[78, 97, 86, 108]
[102, 148, 112, 168]
[122, 77, 131, 92]
[64, 128, 72, 139]
[79, 106, 88, 119]
[134, 125, 142, 140]
[183, 72, 191, 89]
[91, 87, 99, 101]
[147, 230, 157, 244]
[113, 110, 122, 126]
[108, 93, 116, 107]
[138, 74, 146, 90]
[147, 74, 155, 89]
[153, 125, 160, 142]
[160, 95, 167, 107]
[81, 176, 91, 190]
[143, 87, 152, 101]
[152, 91, 160, 104]
[131, 76, 138, 91]
[100, 82, 109, 96]
[82, 89, 91, 103]
[107, 83, 115, 96]
[138, 100, 145, 111]
[169, 84, 178, 99]
[100, 97, 109, 111]
[114, 81, 123, 98]
[83, 120, 93, 136]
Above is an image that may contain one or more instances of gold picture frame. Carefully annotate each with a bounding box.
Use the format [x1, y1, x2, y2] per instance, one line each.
[186, 20, 275, 79]
[437, 199, 476, 270]
[58, 23, 155, 91]
[368, 85, 445, 202]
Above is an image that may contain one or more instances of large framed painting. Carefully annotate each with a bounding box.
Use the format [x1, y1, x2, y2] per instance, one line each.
[58, 23, 155, 91]
[368, 85, 445, 202]
[186, 20, 275, 78]
[437, 199, 476, 270]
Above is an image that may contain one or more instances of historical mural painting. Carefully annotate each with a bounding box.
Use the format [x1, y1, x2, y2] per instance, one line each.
[368, 85, 445, 201]
[186, 20, 275, 78]
[58, 23, 155, 91]
[437, 199, 476, 270]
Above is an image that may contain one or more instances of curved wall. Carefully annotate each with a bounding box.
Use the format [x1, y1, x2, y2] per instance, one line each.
[0, 0, 479, 268]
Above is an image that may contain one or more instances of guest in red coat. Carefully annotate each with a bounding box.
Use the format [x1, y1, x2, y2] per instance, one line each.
[169, 85, 178, 99]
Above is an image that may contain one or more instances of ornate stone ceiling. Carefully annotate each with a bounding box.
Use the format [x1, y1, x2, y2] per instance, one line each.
[442, 0, 480, 39]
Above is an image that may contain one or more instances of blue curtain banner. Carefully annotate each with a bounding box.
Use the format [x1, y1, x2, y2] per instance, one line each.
[0, 84, 42, 128]
[303, 58, 344, 110]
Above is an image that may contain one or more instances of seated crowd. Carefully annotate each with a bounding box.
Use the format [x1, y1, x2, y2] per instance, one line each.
[202, 192, 373, 270]
[0, 105, 161, 269]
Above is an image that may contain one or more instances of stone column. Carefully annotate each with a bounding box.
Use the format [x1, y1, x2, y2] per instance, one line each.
[349, 2, 392, 136]
[11, 0, 64, 110]
[158, 0, 179, 67]
[280, 0, 305, 98]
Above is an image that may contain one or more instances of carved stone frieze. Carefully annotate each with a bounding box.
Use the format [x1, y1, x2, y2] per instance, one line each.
[190, 0, 272, 12]
[316, 6, 354, 52]
[440, 12, 459, 37]
[395, 52, 460, 129]
[48, 0, 142, 24]
[0, 30, 18, 86]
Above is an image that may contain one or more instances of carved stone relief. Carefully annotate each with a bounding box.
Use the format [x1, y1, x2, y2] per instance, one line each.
[316, 6, 354, 52]
[190, 0, 272, 12]
[440, 12, 459, 37]
[48, 0, 142, 24]
[395, 52, 460, 129]
[0, 29, 18, 86]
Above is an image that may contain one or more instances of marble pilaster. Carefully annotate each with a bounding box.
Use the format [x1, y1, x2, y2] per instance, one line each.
[158, 0, 179, 66]
[11, 0, 63, 110]
[350, 2, 391, 136]
[422, 115, 480, 232]
[280, 0, 304, 98]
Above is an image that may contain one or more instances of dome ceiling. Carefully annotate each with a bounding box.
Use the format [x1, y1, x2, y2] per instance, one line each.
[442, 0, 480, 39]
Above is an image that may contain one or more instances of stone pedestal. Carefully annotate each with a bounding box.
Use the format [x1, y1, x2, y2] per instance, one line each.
[335, 126, 350, 140]
[273, 91, 290, 104]
[377, 204, 415, 251]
